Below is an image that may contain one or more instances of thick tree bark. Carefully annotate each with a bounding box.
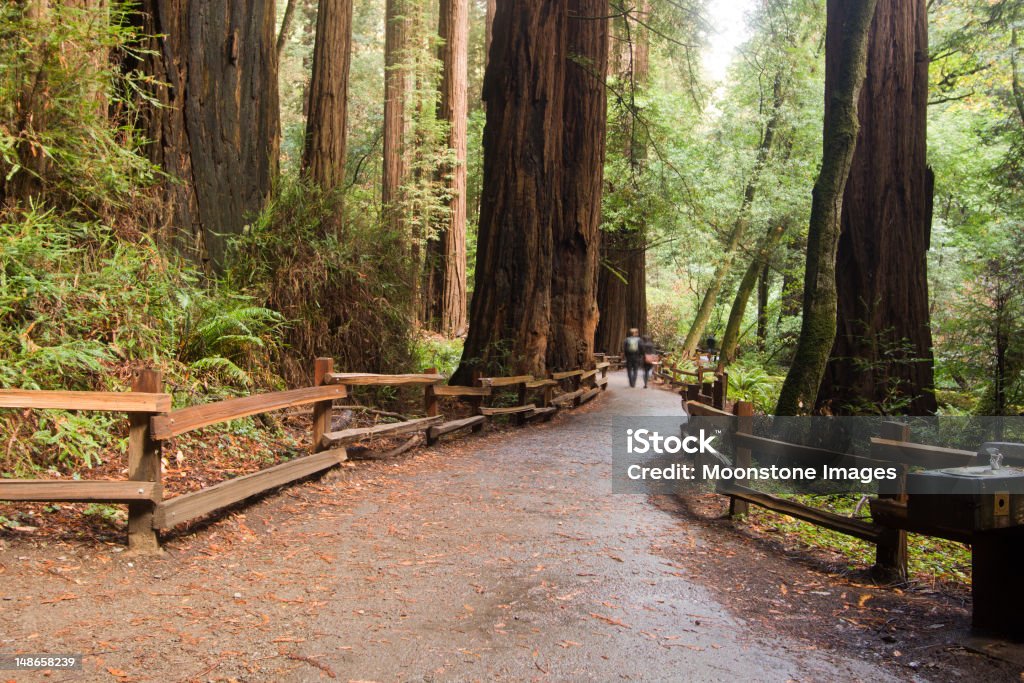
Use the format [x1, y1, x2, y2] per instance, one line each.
[547, 0, 608, 371]
[423, 0, 469, 337]
[383, 0, 410, 240]
[719, 220, 788, 365]
[302, 0, 353, 193]
[594, 234, 646, 353]
[452, 0, 566, 383]
[133, 0, 279, 272]
[682, 72, 785, 357]
[775, 0, 878, 416]
[817, 0, 936, 415]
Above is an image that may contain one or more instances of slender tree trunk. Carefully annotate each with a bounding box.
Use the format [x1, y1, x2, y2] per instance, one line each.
[775, 0, 879, 416]
[277, 0, 299, 60]
[817, 0, 935, 415]
[302, 0, 353, 193]
[383, 0, 410, 240]
[756, 263, 770, 352]
[719, 220, 788, 365]
[452, 0, 566, 383]
[424, 0, 469, 336]
[682, 72, 785, 357]
[548, 0, 608, 371]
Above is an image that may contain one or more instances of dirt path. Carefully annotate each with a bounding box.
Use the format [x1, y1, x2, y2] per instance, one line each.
[0, 373, 1008, 681]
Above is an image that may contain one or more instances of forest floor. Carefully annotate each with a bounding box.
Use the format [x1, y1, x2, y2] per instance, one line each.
[1, 372, 1020, 681]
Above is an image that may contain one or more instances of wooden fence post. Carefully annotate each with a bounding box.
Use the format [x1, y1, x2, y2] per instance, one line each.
[312, 357, 334, 452]
[128, 368, 162, 553]
[424, 367, 440, 417]
[729, 401, 754, 518]
[713, 371, 728, 410]
[874, 420, 910, 581]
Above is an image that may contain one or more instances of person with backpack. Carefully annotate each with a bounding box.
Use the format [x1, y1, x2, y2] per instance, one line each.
[623, 327, 643, 388]
[641, 336, 658, 389]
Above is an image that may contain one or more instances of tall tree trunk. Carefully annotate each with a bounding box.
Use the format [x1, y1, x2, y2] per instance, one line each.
[817, 0, 936, 415]
[594, 233, 645, 353]
[302, 0, 353, 193]
[681, 72, 785, 357]
[133, 0, 279, 272]
[277, 0, 299, 60]
[452, 0, 566, 383]
[719, 220, 788, 365]
[383, 0, 410, 240]
[423, 0, 469, 336]
[756, 263, 770, 352]
[775, 0, 878, 416]
[548, 0, 608, 371]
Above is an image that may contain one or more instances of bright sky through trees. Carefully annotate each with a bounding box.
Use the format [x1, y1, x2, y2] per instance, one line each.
[702, 0, 754, 82]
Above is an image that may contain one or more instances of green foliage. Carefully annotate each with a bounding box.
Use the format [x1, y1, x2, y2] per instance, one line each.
[726, 362, 784, 413]
[0, 2, 158, 214]
[228, 175, 414, 384]
[413, 334, 464, 377]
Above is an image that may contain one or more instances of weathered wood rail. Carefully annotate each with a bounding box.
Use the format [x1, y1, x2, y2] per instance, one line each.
[0, 357, 611, 551]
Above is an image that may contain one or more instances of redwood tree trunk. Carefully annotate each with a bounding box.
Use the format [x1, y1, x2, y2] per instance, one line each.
[817, 0, 936, 415]
[452, 0, 566, 383]
[134, 0, 279, 273]
[547, 0, 608, 371]
[383, 0, 410, 240]
[594, 233, 645, 353]
[423, 0, 469, 337]
[302, 0, 353, 192]
[775, 0, 878, 416]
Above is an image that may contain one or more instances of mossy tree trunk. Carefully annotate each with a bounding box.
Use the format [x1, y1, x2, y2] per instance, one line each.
[775, 0, 879, 416]
[816, 0, 936, 415]
[719, 220, 789, 365]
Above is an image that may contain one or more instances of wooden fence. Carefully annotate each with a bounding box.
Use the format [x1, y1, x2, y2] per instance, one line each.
[0, 358, 610, 552]
[682, 401, 980, 580]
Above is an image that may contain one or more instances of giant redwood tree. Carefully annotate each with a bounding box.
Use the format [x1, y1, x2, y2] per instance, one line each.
[548, 0, 608, 371]
[816, 0, 937, 415]
[452, 0, 566, 382]
[133, 0, 279, 272]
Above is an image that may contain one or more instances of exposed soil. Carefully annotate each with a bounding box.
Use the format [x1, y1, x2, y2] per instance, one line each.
[1, 373, 1019, 681]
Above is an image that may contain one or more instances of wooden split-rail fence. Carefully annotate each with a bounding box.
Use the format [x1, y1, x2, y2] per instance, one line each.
[682, 394, 982, 581]
[0, 358, 611, 552]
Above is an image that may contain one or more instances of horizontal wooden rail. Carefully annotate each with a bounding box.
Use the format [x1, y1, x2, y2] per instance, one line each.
[324, 373, 445, 386]
[579, 387, 602, 404]
[595, 362, 610, 370]
[0, 389, 171, 413]
[479, 404, 536, 416]
[152, 385, 348, 440]
[427, 416, 487, 444]
[551, 389, 585, 406]
[321, 415, 444, 448]
[525, 379, 559, 389]
[734, 433, 894, 471]
[526, 406, 558, 421]
[0, 480, 157, 503]
[870, 438, 977, 469]
[580, 369, 599, 381]
[868, 498, 972, 545]
[718, 483, 883, 543]
[432, 385, 491, 397]
[153, 448, 347, 529]
[551, 370, 583, 380]
[684, 400, 732, 417]
[478, 375, 534, 387]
